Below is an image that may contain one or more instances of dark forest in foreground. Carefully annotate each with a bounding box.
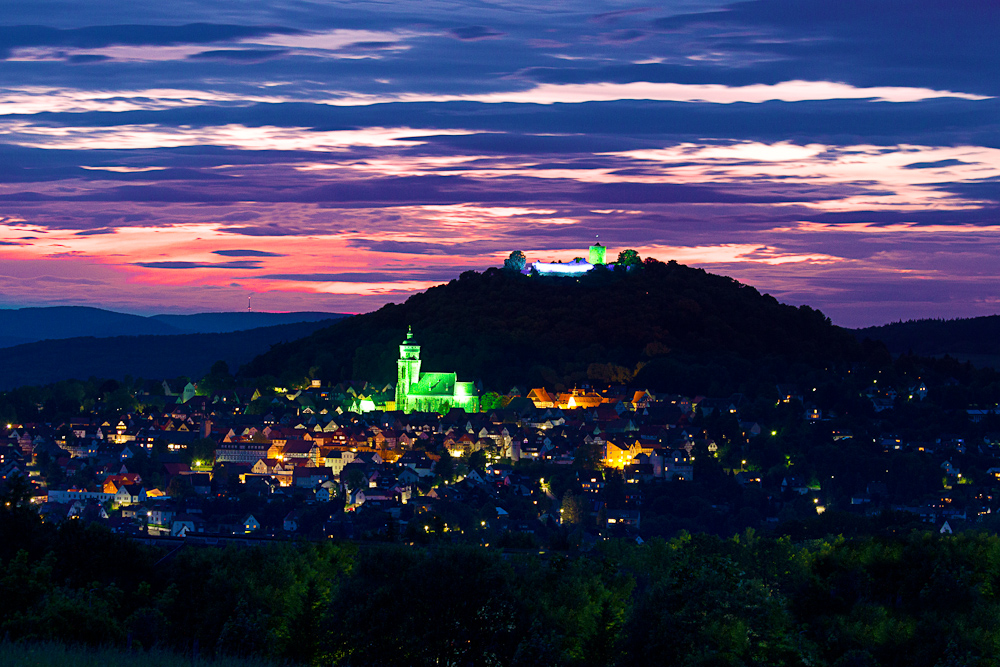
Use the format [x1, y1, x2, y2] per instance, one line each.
[2, 490, 999, 667]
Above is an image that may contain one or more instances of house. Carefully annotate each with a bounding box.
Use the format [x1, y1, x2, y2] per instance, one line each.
[398, 467, 421, 486]
[171, 514, 205, 537]
[242, 514, 261, 534]
[324, 449, 357, 476]
[148, 506, 176, 527]
[527, 388, 555, 409]
[293, 467, 329, 489]
[606, 509, 641, 530]
[347, 488, 366, 508]
[940, 460, 961, 479]
[114, 484, 146, 506]
[283, 511, 300, 532]
[183, 472, 212, 495]
[781, 476, 809, 495]
[398, 451, 435, 477]
[315, 481, 336, 502]
[776, 385, 803, 404]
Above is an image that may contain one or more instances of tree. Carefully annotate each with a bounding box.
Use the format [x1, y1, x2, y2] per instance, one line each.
[188, 438, 217, 466]
[345, 467, 368, 493]
[166, 475, 194, 499]
[435, 453, 456, 484]
[616, 248, 641, 269]
[574, 441, 603, 471]
[467, 450, 488, 473]
[560, 491, 585, 524]
[503, 250, 527, 272]
[200, 360, 235, 395]
[481, 391, 504, 411]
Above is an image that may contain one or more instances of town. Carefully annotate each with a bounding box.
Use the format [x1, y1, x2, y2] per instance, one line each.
[5, 324, 1000, 548]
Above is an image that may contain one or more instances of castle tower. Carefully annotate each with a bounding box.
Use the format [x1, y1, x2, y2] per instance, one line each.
[588, 243, 606, 265]
[396, 326, 421, 408]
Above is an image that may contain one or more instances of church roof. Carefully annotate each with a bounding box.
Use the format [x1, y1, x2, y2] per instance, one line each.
[410, 372, 456, 396]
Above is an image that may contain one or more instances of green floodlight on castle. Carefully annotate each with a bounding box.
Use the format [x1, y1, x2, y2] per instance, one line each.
[589, 243, 606, 265]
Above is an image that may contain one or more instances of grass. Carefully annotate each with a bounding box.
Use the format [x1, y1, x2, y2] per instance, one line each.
[0, 641, 285, 667]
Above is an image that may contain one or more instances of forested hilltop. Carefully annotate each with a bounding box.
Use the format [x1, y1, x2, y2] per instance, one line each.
[241, 258, 861, 392]
[858, 315, 1000, 369]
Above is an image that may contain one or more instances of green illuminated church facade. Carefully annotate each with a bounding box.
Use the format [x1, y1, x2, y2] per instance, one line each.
[396, 327, 479, 414]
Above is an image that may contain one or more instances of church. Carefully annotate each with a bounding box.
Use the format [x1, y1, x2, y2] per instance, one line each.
[395, 327, 479, 414]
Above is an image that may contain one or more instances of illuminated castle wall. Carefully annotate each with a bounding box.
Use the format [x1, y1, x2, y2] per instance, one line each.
[395, 327, 479, 414]
[532, 243, 609, 276]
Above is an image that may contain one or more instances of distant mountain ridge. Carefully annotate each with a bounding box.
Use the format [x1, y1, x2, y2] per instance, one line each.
[0, 319, 345, 390]
[150, 311, 346, 334]
[0, 306, 345, 348]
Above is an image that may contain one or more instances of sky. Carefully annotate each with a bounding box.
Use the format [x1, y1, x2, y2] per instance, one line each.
[0, 0, 996, 327]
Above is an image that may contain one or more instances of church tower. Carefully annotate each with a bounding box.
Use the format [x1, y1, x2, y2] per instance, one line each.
[396, 326, 421, 408]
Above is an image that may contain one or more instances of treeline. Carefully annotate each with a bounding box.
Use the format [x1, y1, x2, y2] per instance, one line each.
[857, 314, 1000, 359]
[0, 361, 255, 426]
[240, 259, 862, 392]
[3, 488, 1000, 667]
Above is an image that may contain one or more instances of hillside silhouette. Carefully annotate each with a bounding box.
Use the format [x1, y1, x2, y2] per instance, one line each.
[241, 259, 862, 392]
[0, 319, 342, 390]
[0, 306, 345, 348]
[857, 315, 1000, 369]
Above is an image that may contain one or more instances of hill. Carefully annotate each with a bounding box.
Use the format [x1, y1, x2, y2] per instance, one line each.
[0, 306, 180, 347]
[151, 311, 346, 334]
[0, 307, 346, 348]
[0, 319, 342, 390]
[241, 260, 862, 393]
[856, 315, 1000, 369]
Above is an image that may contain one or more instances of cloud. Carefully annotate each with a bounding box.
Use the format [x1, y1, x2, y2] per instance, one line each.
[257, 270, 458, 282]
[67, 54, 111, 64]
[0, 24, 301, 58]
[590, 8, 655, 24]
[133, 260, 263, 269]
[597, 30, 648, 44]
[348, 239, 505, 255]
[0, 0, 996, 325]
[1, 123, 474, 151]
[651, 0, 1000, 96]
[212, 249, 285, 257]
[443, 81, 991, 106]
[903, 159, 971, 170]
[448, 26, 505, 41]
[188, 49, 290, 62]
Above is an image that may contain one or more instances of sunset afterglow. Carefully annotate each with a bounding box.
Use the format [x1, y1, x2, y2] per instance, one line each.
[0, 0, 996, 325]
